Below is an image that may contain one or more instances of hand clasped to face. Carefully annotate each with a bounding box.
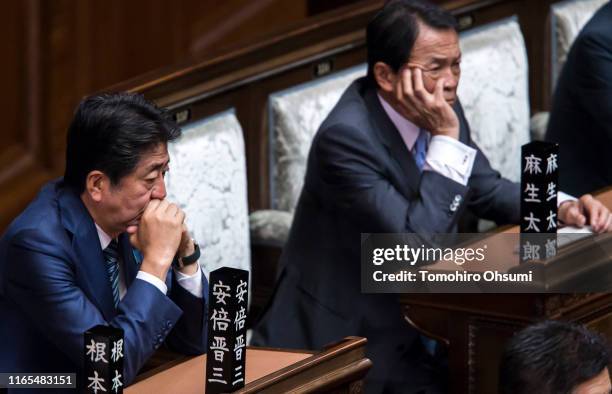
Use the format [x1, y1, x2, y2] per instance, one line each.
[86, 142, 198, 279]
[97, 142, 171, 237]
[374, 21, 462, 139]
[404, 21, 461, 106]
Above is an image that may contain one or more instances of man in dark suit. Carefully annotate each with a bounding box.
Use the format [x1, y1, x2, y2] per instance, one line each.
[0, 93, 208, 392]
[546, 2, 612, 196]
[252, 1, 612, 393]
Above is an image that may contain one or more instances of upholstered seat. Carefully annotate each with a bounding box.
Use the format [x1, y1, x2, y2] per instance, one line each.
[551, 0, 607, 89]
[269, 64, 368, 213]
[165, 110, 251, 275]
[458, 17, 530, 183]
[249, 65, 367, 244]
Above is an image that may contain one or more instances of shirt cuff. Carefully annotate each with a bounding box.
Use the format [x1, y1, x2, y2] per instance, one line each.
[136, 270, 168, 295]
[173, 263, 203, 298]
[558, 191, 577, 207]
[424, 135, 477, 186]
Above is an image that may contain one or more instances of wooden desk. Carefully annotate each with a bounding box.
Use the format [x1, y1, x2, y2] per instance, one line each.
[402, 188, 612, 394]
[126, 337, 371, 393]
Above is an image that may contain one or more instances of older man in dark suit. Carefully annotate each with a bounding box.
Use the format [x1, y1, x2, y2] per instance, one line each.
[253, 1, 612, 393]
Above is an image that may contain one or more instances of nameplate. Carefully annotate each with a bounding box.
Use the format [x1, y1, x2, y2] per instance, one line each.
[84, 325, 124, 394]
[205, 267, 249, 394]
[520, 141, 559, 261]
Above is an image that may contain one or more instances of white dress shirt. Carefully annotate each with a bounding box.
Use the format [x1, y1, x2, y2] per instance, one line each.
[95, 224, 203, 299]
[377, 94, 576, 206]
[378, 94, 477, 186]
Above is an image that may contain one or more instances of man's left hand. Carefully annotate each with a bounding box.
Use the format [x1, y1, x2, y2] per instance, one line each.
[177, 224, 199, 275]
[558, 194, 612, 233]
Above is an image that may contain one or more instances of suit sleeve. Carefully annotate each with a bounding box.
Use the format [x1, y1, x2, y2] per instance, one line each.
[164, 269, 208, 355]
[312, 123, 470, 235]
[5, 229, 183, 385]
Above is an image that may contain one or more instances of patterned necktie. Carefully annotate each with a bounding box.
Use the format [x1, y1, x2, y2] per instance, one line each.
[103, 239, 120, 308]
[413, 129, 428, 172]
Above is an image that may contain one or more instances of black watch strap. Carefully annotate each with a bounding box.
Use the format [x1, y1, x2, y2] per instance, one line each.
[175, 241, 200, 268]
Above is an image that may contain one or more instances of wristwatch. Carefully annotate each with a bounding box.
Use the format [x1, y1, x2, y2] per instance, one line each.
[174, 240, 201, 269]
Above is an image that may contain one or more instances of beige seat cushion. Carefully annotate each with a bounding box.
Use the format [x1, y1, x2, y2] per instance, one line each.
[458, 17, 530, 183]
[269, 64, 367, 213]
[165, 110, 250, 275]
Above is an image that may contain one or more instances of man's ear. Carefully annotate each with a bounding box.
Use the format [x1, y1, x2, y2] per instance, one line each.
[84, 171, 107, 203]
[373, 62, 397, 93]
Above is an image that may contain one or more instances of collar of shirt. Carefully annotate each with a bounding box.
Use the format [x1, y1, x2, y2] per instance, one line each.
[377, 93, 423, 151]
[95, 223, 113, 250]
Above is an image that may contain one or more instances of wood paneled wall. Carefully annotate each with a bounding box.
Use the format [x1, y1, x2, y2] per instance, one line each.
[0, 0, 318, 230]
[0, 1, 48, 229]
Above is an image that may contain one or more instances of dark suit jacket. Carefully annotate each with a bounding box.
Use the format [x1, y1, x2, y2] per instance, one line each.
[0, 179, 209, 393]
[252, 78, 519, 393]
[546, 2, 612, 196]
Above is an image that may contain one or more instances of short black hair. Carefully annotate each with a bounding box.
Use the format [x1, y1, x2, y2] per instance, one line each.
[366, 0, 458, 81]
[499, 320, 610, 394]
[64, 92, 181, 193]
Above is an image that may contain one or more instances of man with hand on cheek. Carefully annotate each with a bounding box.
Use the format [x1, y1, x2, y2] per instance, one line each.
[0, 93, 208, 392]
[374, 13, 611, 232]
[253, 1, 612, 393]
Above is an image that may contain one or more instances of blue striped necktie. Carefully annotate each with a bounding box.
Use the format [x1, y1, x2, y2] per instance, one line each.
[103, 239, 120, 308]
[413, 129, 428, 172]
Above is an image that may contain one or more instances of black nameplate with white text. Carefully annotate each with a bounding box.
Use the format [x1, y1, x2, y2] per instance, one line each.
[520, 141, 559, 261]
[205, 267, 249, 394]
[84, 325, 124, 394]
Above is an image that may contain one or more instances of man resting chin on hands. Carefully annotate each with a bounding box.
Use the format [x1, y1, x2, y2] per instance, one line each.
[0, 93, 208, 392]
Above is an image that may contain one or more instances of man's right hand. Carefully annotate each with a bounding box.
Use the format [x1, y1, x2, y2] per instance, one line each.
[127, 199, 185, 282]
[394, 67, 460, 139]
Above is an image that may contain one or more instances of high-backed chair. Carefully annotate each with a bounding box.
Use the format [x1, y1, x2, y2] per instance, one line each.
[457, 17, 531, 183]
[551, 0, 607, 90]
[165, 110, 251, 275]
[249, 64, 367, 245]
